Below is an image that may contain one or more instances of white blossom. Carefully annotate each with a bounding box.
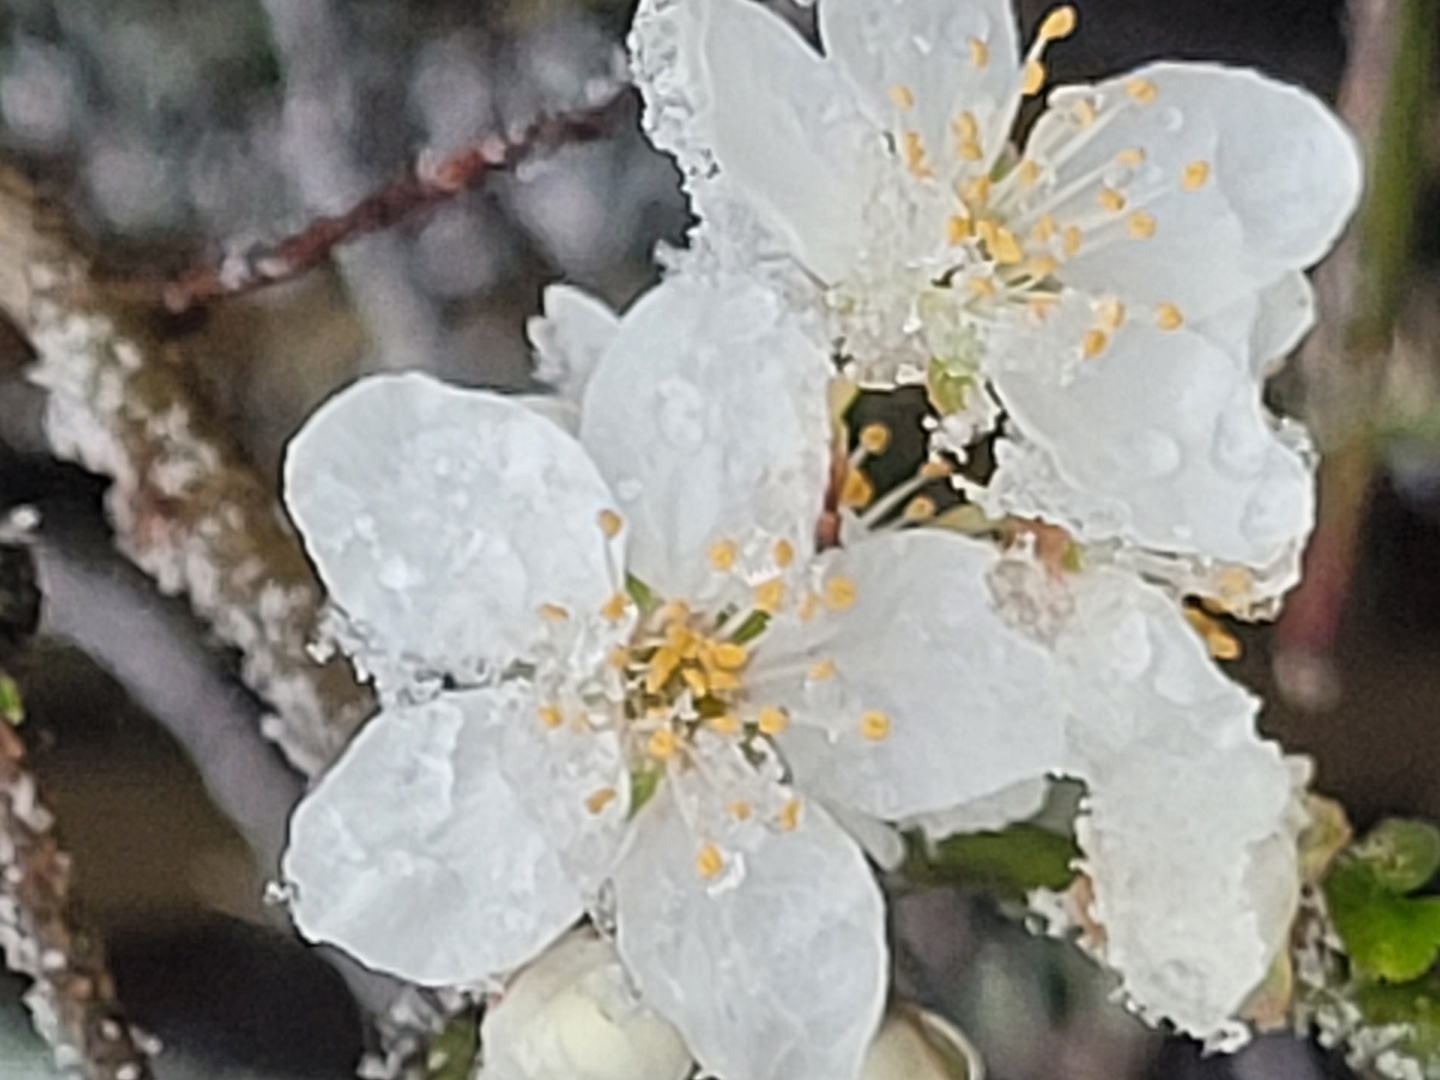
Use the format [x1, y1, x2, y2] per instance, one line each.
[279, 271, 1068, 1080]
[629, 0, 1362, 602]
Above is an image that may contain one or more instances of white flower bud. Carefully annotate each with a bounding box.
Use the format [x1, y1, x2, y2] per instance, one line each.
[862, 1006, 984, 1080]
[478, 930, 691, 1080]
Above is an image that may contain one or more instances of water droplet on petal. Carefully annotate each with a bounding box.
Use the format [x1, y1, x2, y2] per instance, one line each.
[1158, 106, 1184, 133]
[616, 477, 643, 501]
[1125, 429, 1182, 479]
[655, 376, 705, 452]
[1212, 410, 1269, 478]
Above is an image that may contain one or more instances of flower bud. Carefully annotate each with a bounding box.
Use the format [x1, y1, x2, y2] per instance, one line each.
[478, 930, 691, 1080]
[862, 1005, 984, 1080]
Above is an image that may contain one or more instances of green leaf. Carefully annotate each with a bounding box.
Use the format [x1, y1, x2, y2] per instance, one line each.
[1353, 970, 1440, 1066]
[1326, 822, 1440, 983]
[426, 1011, 479, 1080]
[1354, 819, 1440, 893]
[907, 824, 1079, 900]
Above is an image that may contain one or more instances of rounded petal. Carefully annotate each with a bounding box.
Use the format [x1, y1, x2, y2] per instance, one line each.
[284, 373, 624, 686]
[630, 0, 874, 280]
[985, 295, 1315, 572]
[820, 0, 1021, 167]
[1191, 271, 1317, 382]
[529, 284, 622, 406]
[579, 274, 832, 602]
[1023, 62, 1361, 321]
[284, 690, 583, 985]
[903, 777, 1049, 843]
[753, 530, 1066, 820]
[614, 791, 886, 1080]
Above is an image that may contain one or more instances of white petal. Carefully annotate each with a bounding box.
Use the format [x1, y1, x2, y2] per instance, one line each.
[579, 274, 832, 602]
[284, 690, 583, 985]
[754, 530, 1066, 820]
[614, 790, 887, 1080]
[904, 777, 1049, 843]
[630, 0, 874, 280]
[985, 294, 1315, 572]
[1026, 62, 1361, 320]
[1055, 568, 1303, 1035]
[1191, 272, 1317, 382]
[529, 284, 621, 406]
[819, 0, 1021, 165]
[284, 373, 624, 687]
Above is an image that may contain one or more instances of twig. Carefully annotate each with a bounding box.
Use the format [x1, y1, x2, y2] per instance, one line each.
[158, 90, 632, 315]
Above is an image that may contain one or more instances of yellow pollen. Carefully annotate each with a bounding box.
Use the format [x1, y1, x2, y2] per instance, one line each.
[989, 226, 1024, 265]
[1115, 147, 1146, 166]
[859, 422, 891, 455]
[1073, 99, 1097, 127]
[538, 603, 569, 622]
[967, 274, 997, 298]
[1017, 159, 1040, 187]
[1184, 606, 1241, 661]
[1031, 214, 1057, 243]
[1127, 210, 1157, 239]
[961, 174, 991, 206]
[646, 647, 681, 693]
[773, 538, 795, 568]
[1082, 329, 1110, 359]
[824, 576, 858, 611]
[968, 37, 989, 68]
[1155, 302, 1185, 330]
[1097, 187, 1126, 213]
[660, 599, 691, 623]
[754, 578, 786, 613]
[1062, 224, 1083, 256]
[647, 728, 679, 761]
[695, 842, 724, 880]
[728, 800, 753, 821]
[1125, 77, 1158, 103]
[945, 214, 972, 245]
[778, 797, 802, 832]
[757, 706, 789, 736]
[707, 669, 740, 692]
[1096, 297, 1126, 332]
[1038, 4, 1078, 40]
[708, 714, 742, 736]
[597, 509, 623, 538]
[958, 140, 984, 162]
[708, 538, 738, 572]
[860, 710, 891, 741]
[665, 621, 697, 654]
[953, 111, 979, 143]
[1026, 255, 1059, 279]
[600, 592, 629, 622]
[841, 469, 875, 508]
[808, 658, 836, 681]
[888, 83, 915, 111]
[681, 667, 709, 695]
[1182, 160, 1211, 190]
[920, 460, 953, 480]
[901, 131, 932, 178]
[584, 787, 617, 815]
[1022, 59, 1046, 96]
[904, 495, 938, 522]
[712, 642, 749, 669]
[537, 704, 564, 729]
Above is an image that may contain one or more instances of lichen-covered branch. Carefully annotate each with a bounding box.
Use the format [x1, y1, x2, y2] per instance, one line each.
[0, 165, 372, 777]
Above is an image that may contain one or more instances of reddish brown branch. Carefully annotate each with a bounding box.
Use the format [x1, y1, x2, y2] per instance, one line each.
[161, 91, 633, 313]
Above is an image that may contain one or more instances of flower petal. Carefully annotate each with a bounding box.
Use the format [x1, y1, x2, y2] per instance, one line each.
[578, 273, 832, 602]
[284, 689, 583, 985]
[529, 284, 621, 406]
[284, 373, 624, 687]
[1054, 568, 1303, 1036]
[984, 294, 1315, 574]
[630, 0, 874, 280]
[1024, 62, 1360, 321]
[1191, 271, 1317, 382]
[614, 790, 886, 1080]
[753, 530, 1066, 821]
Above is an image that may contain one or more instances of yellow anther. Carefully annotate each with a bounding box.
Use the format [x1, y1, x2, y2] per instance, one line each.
[1038, 4, 1078, 40]
[1062, 224, 1083, 256]
[773, 538, 795, 568]
[945, 214, 972, 246]
[799, 592, 821, 622]
[754, 578, 786, 613]
[696, 842, 724, 879]
[968, 36, 990, 68]
[1031, 214, 1057, 243]
[1097, 187, 1126, 213]
[1082, 329, 1109, 359]
[708, 714, 742, 736]
[960, 174, 991, 206]
[647, 728, 678, 761]
[1115, 147, 1146, 166]
[585, 787, 617, 815]
[707, 670, 740, 692]
[659, 599, 691, 624]
[990, 226, 1024, 265]
[537, 704, 564, 729]
[808, 658, 837, 681]
[1072, 98, 1097, 127]
[708, 538, 738, 572]
[1022, 59, 1046, 96]
[967, 274, 998, 298]
[538, 603, 569, 622]
[681, 667, 709, 695]
[824, 576, 858, 611]
[712, 642, 749, 669]
[665, 622, 698, 655]
[920, 459, 954, 480]
[901, 131, 933, 178]
[860, 710, 891, 741]
[757, 706, 789, 736]
[607, 645, 629, 670]
[600, 592, 629, 622]
[841, 469, 875, 508]
[1124, 77, 1158, 103]
[859, 422, 891, 455]
[958, 140, 984, 162]
[597, 509, 624, 538]
[1096, 297, 1126, 332]
[953, 111, 979, 143]
[1127, 210, 1157, 239]
[646, 647, 681, 693]
[904, 495, 938, 522]
[1182, 160, 1211, 190]
[778, 797, 802, 832]
[1184, 606, 1241, 661]
[1026, 255, 1059, 279]
[1155, 302, 1185, 331]
[727, 800, 753, 821]
[1017, 159, 1040, 187]
[888, 84, 915, 111]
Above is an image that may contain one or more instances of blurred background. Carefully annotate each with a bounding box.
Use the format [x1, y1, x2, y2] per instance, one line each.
[0, 0, 1428, 1077]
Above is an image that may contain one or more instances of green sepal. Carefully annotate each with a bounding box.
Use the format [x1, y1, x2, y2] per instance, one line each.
[426, 1009, 480, 1080]
[0, 675, 21, 726]
[1326, 820, 1440, 982]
